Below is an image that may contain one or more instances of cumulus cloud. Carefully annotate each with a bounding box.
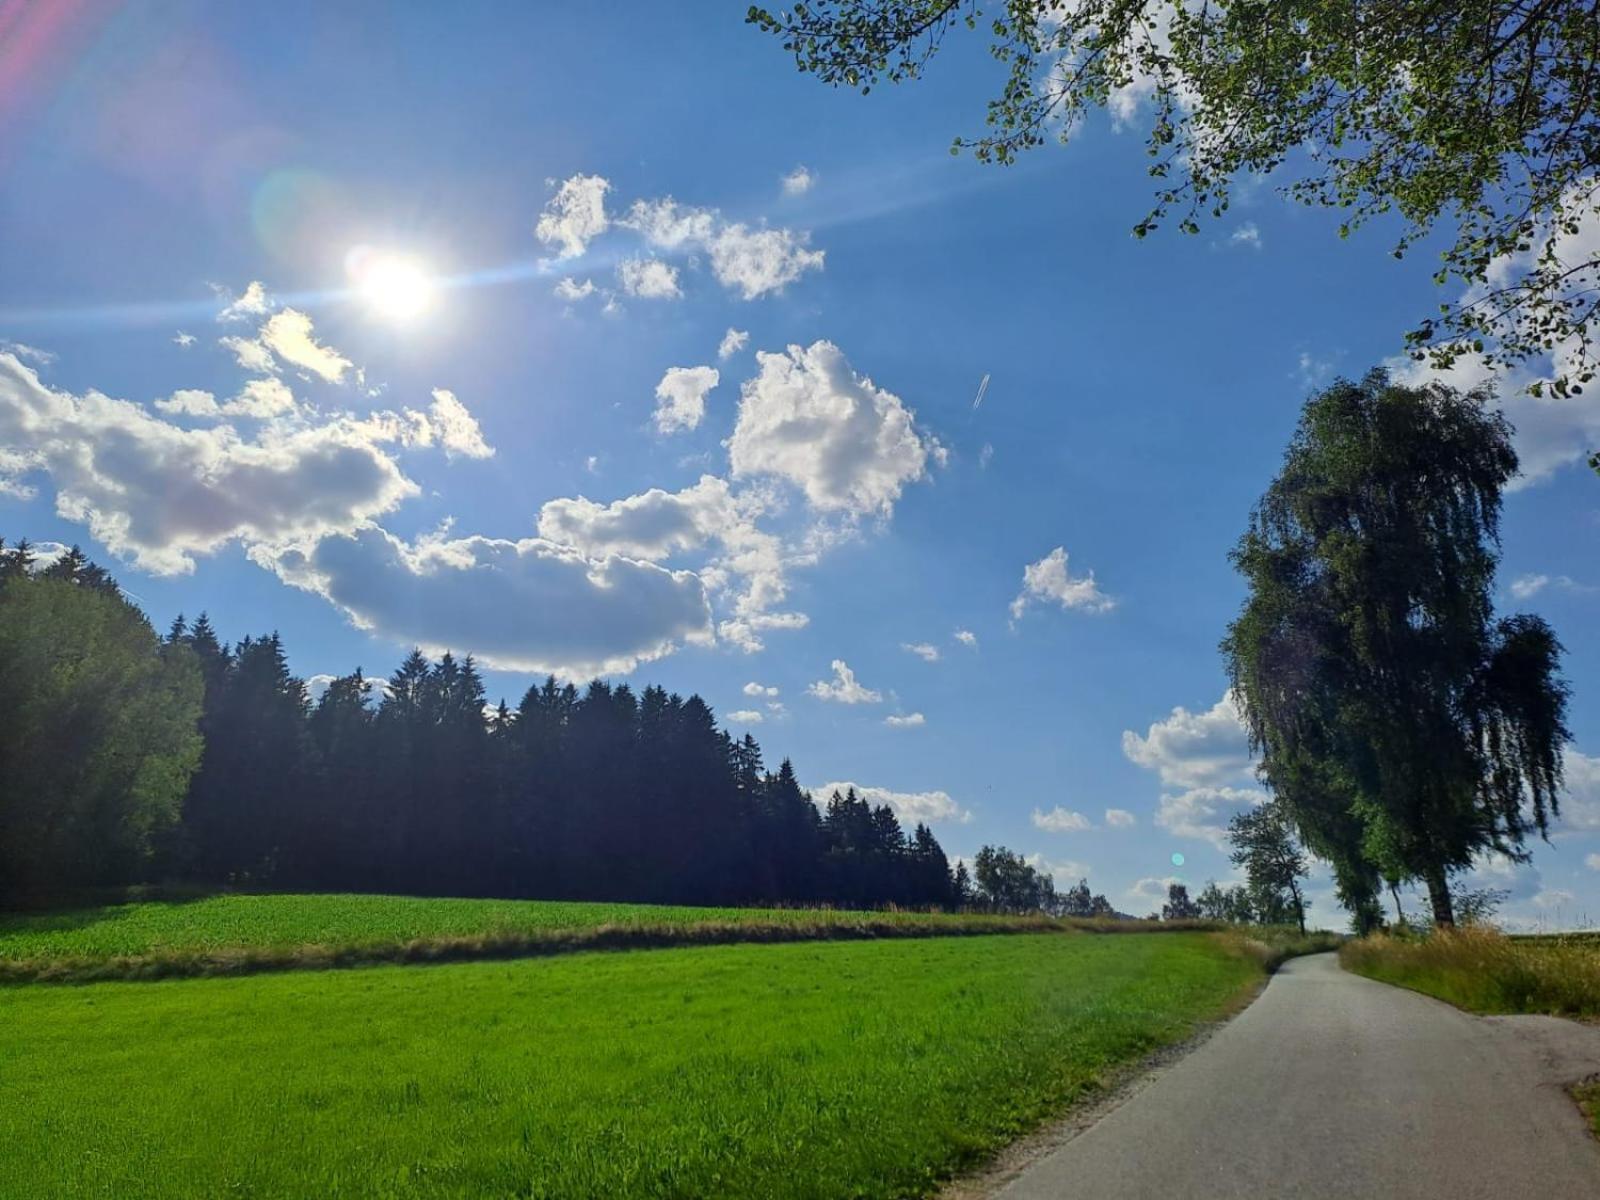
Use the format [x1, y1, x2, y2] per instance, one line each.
[1122, 692, 1253, 788]
[1032, 806, 1093, 833]
[1105, 808, 1137, 828]
[743, 681, 779, 697]
[1510, 573, 1550, 600]
[0, 352, 416, 575]
[260, 525, 713, 677]
[554, 277, 596, 302]
[536, 475, 802, 652]
[617, 257, 682, 300]
[652, 366, 718, 434]
[536, 174, 611, 259]
[728, 341, 943, 516]
[1010, 547, 1114, 620]
[220, 334, 277, 375]
[622, 197, 824, 299]
[1156, 785, 1264, 846]
[781, 165, 815, 195]
[1228, 223, 1262, 250]
[954, 628, 978, 648]
[155, 379, 299, 421]
[885, 712, 926, 728]
[421, 389, 494, 460]
[902, 641, 940, 663]
[216, 281, 270, 322]
[1586, 853, 1600, 872]
[727, 709, 764, 724]
[258, 309, 353, 383]
[813, 781, 972, 824]
[1127, 876, 1183, 907]
[807, 659, 882, 704]
[718, 328, 750, 360]
[1026, 854, 1091, 888]
[172, 332, 197, 347]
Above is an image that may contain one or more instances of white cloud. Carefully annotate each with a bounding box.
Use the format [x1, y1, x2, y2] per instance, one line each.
[743, 681, 779, 697]
[554, 277, 596, 302]
[902, 641, 940, 662]
[1563, 747, 1600, 830]
[216, 281, 270, 322]
[807, 659, 882, 704]
[536, 174, 611, 259]
[1510, 573, 1550, 600]
[718, 328, 750, 360]
[617, 257, 682, 300]
[172, 332, 197, 347]
[1032, 806, 1093, 833]
[885, 712, 926, 728]
[536, 475, 801, 652]
[219, 334, 277, 375]
[978, 442, 994, 469]
[728, 709, 764, 724]
[729, 340, 943, 517]
[1009, 546, 1114, 619]
[1533, 889, 1577, 909]
[1228, 222, 1262, 250]
[260, 525, 713, 678]
[424, 389, 493, 460]
[652, 366, 718, 434]
[708, 224, 825, 299]
[813, 781, 972, 824]
[0, 352, 415, 575]
[256, 309, 353, 383]
[781, 165, 815, 195]
[622, 197, 824, 300]
[1104, 808, 1137, 828]
[1156, 785, 1264, 847]
[1127, 876, 1183, 907]
[1122, 692, 1253, 788]
[1585, 853, 1600, 872]
[954, 628, 978, 648]
[153, 389, 220, 417]
[1, 341, 55, 365]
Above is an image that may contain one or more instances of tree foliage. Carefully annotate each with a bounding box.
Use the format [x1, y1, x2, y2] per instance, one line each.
[1161, 881, 1200, 921]
[1226, 802, 1308, 934]
[0, 541, 202, 901]
[1222, 372, 1571, 926]
[0, 540, 964, 910]
[750, 1, 1600, 397]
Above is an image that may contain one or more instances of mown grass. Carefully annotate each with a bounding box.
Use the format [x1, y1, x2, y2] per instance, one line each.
[0, 892, 1234, 984]
[0, 932, 1260, 1199]
[1340, 925, 1600, 1020]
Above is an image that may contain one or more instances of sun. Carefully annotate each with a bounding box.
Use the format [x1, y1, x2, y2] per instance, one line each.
[347, 248, 435, 320]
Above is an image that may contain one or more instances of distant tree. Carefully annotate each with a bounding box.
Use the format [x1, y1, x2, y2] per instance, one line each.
[750, 1, 1600, 400]
[1161, 882, 1201, 921]
[1224, 372, 1571, 927]
[972, 845, 1056, 914]
[950, 860, 974, 908]
[0, 556, 201, 900]
[1227, 804, 1309, 934]
[1059, 877, 1115, 919]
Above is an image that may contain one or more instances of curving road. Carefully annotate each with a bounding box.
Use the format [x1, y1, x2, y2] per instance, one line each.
[992, 952, 1600, 1200]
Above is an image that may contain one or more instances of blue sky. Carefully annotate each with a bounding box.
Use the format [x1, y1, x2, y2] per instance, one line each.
[2, 3, 1597, 927]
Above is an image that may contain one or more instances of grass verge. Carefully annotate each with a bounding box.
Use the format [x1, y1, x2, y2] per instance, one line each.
[0, 932, 1259, 1199]
[1340, 925, 1600, 1020]
[0, 892, 1241, 985]
[1573, 1079, 1600, 1141]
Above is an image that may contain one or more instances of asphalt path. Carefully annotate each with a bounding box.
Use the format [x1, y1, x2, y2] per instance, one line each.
[992, 952, 1600, 1199]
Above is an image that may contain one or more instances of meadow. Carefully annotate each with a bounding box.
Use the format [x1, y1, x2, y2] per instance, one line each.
[0, 891, 1219, 983]
[0, 932, 1260, 1199]
[1340, 925, 1600, 1020]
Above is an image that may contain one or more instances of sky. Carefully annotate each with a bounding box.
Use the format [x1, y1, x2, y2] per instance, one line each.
[1, 3, 1597, 929]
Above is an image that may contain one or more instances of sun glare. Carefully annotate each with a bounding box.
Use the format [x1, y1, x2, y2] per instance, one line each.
[347, 247, 435, 320]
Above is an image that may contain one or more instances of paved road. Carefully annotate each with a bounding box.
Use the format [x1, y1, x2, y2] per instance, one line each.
[993, 952, 1600, 1200]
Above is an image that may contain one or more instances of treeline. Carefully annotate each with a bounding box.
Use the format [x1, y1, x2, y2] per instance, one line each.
[0, 539, 963, 910]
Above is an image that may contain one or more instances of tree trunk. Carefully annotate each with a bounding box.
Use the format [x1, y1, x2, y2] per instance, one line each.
[1423, 866, 1454, 928]
[1291, 883, 1306, 935]
[1389, 882, 1404, 927]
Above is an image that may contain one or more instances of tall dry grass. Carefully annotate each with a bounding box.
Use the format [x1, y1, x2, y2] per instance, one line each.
[1341, 925, 1600, 1019]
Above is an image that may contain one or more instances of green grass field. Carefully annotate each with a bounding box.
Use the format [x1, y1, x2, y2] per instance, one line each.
[1341, 926, 1600, 1020]
[0, 892, 1211, 983]
[0, 932, 1259, 1199]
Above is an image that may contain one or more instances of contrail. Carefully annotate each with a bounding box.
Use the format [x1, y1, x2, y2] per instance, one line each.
[971, 373, 990, 410]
